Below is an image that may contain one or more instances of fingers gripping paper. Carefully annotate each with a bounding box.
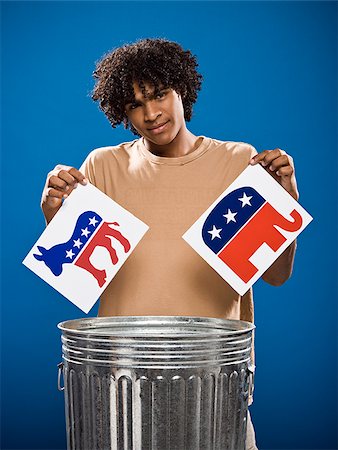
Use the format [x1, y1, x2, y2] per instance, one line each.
[182, 164, 312, 295]
[23, 183, 149, 313]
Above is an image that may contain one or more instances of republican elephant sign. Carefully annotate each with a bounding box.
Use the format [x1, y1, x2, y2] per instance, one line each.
[183, 164, 312, 295]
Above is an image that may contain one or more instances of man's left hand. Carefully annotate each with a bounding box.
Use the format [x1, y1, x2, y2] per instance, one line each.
[250, 148, 299, 201]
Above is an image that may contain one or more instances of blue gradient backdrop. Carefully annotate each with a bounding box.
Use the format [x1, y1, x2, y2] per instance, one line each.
[1, 2, 337, 449]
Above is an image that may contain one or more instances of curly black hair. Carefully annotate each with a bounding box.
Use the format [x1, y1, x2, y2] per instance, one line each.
[91, 38, 203, 136]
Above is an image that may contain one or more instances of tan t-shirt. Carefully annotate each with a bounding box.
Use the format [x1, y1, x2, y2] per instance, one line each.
[80, 136, 256, 322]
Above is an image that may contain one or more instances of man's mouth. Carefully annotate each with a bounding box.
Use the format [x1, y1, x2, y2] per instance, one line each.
[147, 121, 169, 133]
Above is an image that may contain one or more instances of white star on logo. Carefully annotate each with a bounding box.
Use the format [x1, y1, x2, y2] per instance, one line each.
[81, 227, 90, 238]
[238, 192, 253, 207]
[66, 249, 75, 259]
[208, 225, 222, 240]
[73, 238, 83, 249]
[223, 209, 237, 224]
[89, 216, 99, 227]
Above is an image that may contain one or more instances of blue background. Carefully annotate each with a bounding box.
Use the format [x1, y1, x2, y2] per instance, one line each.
[1, 1, 337, 449]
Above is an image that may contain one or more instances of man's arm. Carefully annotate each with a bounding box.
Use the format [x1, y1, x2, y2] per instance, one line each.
[262, 240, 297, 286]
[250, 148, 299, 286]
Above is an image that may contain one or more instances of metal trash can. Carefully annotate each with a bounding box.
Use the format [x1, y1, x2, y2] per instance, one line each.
[57, 316, 255, 450]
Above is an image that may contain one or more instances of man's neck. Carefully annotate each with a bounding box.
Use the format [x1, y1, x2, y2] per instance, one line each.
[143, 127, 201, 158]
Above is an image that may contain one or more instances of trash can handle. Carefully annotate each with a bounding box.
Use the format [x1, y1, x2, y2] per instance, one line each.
[248, 363, 255, 398]
[57, 362, 64, 391]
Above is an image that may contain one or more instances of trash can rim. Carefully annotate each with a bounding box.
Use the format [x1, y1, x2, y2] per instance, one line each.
[57, 315, 255, 337]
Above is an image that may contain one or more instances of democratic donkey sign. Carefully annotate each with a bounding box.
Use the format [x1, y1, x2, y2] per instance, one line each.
[23, 183, 148, 313]
[183, 164, 312, 295]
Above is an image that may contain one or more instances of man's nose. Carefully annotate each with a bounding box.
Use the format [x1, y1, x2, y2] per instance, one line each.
[144, 101, 162, 122]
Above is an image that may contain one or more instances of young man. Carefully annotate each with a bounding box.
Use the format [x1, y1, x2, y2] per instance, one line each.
[41, 38, 299, 449]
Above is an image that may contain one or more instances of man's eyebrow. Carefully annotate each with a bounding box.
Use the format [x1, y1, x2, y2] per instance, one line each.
[124, 98, 136, 106]
[124, 86, 170, 106]
[157, 86, 170, 92]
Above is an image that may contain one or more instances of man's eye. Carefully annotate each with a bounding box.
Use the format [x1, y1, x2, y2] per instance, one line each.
[130, 103, 139, 110]
[156, 92, 166, 99]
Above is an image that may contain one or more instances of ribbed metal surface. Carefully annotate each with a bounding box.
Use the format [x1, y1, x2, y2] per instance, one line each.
[58, 316, 254, 450]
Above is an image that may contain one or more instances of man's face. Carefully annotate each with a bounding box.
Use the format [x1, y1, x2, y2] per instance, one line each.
[124, 81, 186, 146]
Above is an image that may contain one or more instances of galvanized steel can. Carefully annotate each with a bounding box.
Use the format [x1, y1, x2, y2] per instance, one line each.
[57, 316, 255, 450]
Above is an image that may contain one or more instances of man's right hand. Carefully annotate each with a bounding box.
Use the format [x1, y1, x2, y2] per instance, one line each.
[41, 165, 87, 224]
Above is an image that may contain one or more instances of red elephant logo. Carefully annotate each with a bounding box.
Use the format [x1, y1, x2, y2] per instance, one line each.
[202, 187, 302, 283]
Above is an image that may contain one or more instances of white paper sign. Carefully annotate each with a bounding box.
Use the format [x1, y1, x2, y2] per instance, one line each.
[183, 164, 313, 295]
[23, 183, 149, 313]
